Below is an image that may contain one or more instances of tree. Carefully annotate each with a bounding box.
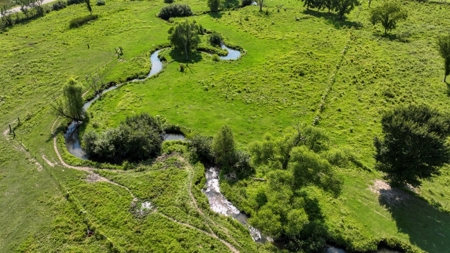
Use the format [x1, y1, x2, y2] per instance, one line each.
[212, 125, 236, 167]
[207, 0, 220, 12]
[85, 0, 92, 14]
[370, 2, 407, 35]
[168, 20, 201, 60]
[51, 78, 85, 121]
[374, 105, 450, 187]
[333, 0, 360, 20]
[437, 35, 450, 83]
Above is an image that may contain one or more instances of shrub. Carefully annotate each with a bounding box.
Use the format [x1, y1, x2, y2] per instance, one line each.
[164, 0, 173, 3]
[179, 63, 186, 72]
[188, 135, 214, 164]
[96, 0, 105, 5]
[157, 3, 193, 20]
[241, 0, 252, 7]
[209, 32, 222, 47]
[212, 54, 220, 62]
[69, 15, 98, 28]
[52, 1, 67, 11]
[67, 0, 84, 5]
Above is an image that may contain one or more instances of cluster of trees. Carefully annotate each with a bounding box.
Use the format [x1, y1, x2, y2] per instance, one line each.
[0, 0, 44, 28]
[83, 113, 163, 163]
[188, 125, 253, 178]
[301, 0, 360, 19]
[374, 105, 450, 187]
[246, 128, 342, 251]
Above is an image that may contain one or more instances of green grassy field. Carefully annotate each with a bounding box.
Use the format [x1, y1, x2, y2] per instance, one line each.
[1, 0, 450, 252]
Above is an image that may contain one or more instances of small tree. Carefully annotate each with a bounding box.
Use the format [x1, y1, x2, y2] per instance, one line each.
[333, 0, 360, 20]
[212, 125, 236, 168]
[370, 2, 407, 35]
[374, 105, 450, 187]
[207, 0, 220, 12]
[51, 78, 85, 121]
[437, 35, 450, 83]
[168, 20, 201, 60]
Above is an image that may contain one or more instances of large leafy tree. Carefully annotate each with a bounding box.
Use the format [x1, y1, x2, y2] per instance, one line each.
[437, 35, 450, 83]
[168, 20, 201, 60]
[51, 78, 85, 121]
[374, 105, 450, 187]
[370, 2, 407, 35]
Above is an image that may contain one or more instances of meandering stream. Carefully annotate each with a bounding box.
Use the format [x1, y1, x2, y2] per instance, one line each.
[65, 46, 241, 159]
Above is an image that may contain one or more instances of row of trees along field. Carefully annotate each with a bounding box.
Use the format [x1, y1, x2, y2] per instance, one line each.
[0, 0, 100, 30]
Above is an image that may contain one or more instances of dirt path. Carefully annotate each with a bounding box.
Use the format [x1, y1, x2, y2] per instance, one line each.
[0, 0, 59, 18]
[369, 179, 413, 206]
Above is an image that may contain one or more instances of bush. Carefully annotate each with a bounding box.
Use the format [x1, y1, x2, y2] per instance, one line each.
[69, 15, 98, 28]
[207, 0, 220, 12]
[164, 0, 173, 3]
[212, 54, 220, 62]
[96, 0, 105, 5]
[241, 0, 252, 7]
[209, 32, 222, 47]
[52, 1, 67, 11]
[188, 135, 214, 164]
[157, 4, 193, 20]
[67, 0, 84, 5]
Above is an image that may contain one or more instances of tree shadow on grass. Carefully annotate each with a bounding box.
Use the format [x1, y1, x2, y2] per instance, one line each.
[303, 9, 362, 30]
[168, 48, 203, 65]
[372, 31, 411, 43]
[208, 11, 223, 19]
[45, 124, 66, 143]
[446, 82, 450, 96]
[378, 187, 450, 252]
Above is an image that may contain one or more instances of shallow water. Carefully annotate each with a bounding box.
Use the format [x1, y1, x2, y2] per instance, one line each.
[163, 134, 185, 141]
[202, 167, 270, 243]
[220, 44, 241, 60]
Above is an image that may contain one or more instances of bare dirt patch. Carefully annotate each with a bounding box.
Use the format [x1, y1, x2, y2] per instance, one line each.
[369, 179, 413, 206]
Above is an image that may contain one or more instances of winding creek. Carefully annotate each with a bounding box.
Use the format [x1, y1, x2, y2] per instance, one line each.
[64, 45, 399, 253]
[65, 45, 240, 159]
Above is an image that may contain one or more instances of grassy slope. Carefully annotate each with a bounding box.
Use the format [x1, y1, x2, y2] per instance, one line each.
[1, 0, 450, 252]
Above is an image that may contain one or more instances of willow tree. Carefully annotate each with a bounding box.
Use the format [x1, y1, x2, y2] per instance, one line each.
[437, 35, 450, 83]
[51, 78, 85, 121]
[168, 20, 201, 60]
